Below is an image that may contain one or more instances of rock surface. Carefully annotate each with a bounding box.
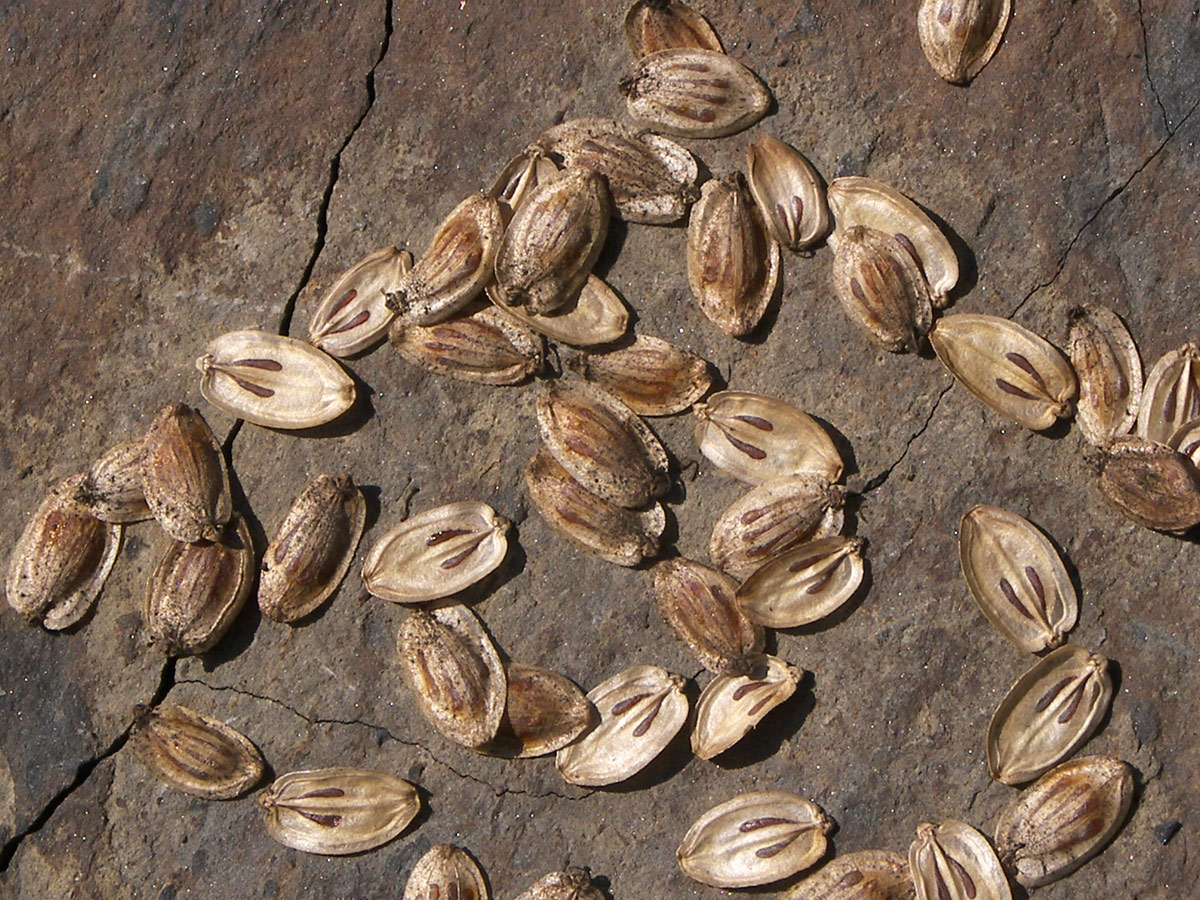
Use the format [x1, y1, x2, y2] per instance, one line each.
[1, 1, 1197, 898]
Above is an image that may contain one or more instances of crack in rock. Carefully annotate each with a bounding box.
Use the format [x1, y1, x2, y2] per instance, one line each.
[1136, 0, 1171, 129]
[858, 383, 953, 496]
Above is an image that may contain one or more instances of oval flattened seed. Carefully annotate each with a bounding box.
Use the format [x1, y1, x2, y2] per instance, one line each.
[196, 331, 356, 430]
[651, 558, 764, 674]
[917, 0, 1012, 84]
[782, 849, 915, 900]
[487, 275, 630, 348]
[403, 844, 489, 900]
[554, 664, 687, 786]
[958, 504, 1078, 652]
[129, 703, 264, 800]
[513, 868, 605, 900]
[746, 135, 831, 252]
[908, 819, 1012, 900]
[691, 655, 802, 759]
[489, 147, 562, 221]
[694, 391, 843, 484]
[258, 473, 366, 623]
[362, 501, 510, 604]
[141, 403, 232, 543]
[307, 246, 413, 357]
[77, 438, 151, 524]
[624, 0, 723, 57]
[736, 536, 864, 628]
[987, 645, 1113, 785]
[1096, 437, 1200, 533]
[487, 662, 596, 759]
[1066, 306, 1142, 447]
[1137, 342, 1200, 444]
[259, 767, 420, 855]
[390, 304, 543, 385]
[571, 333, 712, 417]
[677, 791, 832, 887]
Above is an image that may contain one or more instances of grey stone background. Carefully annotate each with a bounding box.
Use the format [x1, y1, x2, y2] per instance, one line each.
[1, 1, 1197, 897]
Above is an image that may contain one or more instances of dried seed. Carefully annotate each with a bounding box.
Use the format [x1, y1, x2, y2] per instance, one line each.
[5, 474, 121, 630]
[570, 334, 712, 417]
[362, 501, 510, 604]
[624, 0, 723, 57]
[1096, 437, 1200, 533]
[829, 225, 934, 353]
[307, 246, 413, 357]
[524, 450, 665, 567]
[403, 844, 489, 900]
[994, 755, 1134, 887]
[695, 391, 843, 485]
[555, 664, 688, 786]
[494, 169, 610, 315]
[1137, 342, 1200, 444]
[1168, 419, 1200, 466]
[908, 820, 1012, 900]
[75, 439, 151, 524]
[487, 662, 596, 759]
[513, 869, 604, 900]
[929, 314, 1077, 430]
[736, 536, 864, 628]
[489, 147, 561, 221]
[651, 558, 764, 674]
[620, 49, 771, 139]
[1066, 306, 1143, 447]
[917, 0, 1012, 84]
[709, 476, 844, 581]
[487, 275, 630, 348]
[827, 176, 958, 307]
[677, 791, 832, 887]
[746, 135, 831, 252]
[144, 515, 254, 656]
[535, 117, 700, 224]
[141, 403, 232, 543]
[395, 605, 507, 749]
[387, 194, 504, 325]
[258, 473, 366, 623]
[958, 504, 1078, 653]
[259, 767, 420, 855]
[129, 703, 264, 800]
[536, 379, 670, 508]
[686, 172, 781, 337]
[691, 655, 801, 759]
[390, 304, 544, 385]
[987, 645, 1113, 785]
[782, 850, 915, 900]
[196, 330, 356, 430]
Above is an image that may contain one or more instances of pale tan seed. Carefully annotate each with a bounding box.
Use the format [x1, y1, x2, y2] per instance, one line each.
[403, 845, 489, 900]
[488, 148, 561, 221]
[259, 767, 420, 855]
[196, 331, 356, 430]
[695, 392, 843, 484]
[829, 225, 934, 353]
[570, 334, 712, 417]
[691, 656, 801, 759]
[555, 664, 687, 786]
[994, 755, 1134, 887]
[958, 504, 1078, 653]
[1137, 342, 1200, 444]
[624, 0, 723, 57]
[307, 246, 413, 357]
[929, 314, 1077, 430]
[782, 850, 915, 900]
[677, 791, 832, 887]
[387, 194, 504, 326]
[487, 662, 596, 759]
[512, 869, 604, 900]
[487, 275, 630, 348]
[620, 49, 770, 139]
[1066, 306, 1143, 447]
[987, 645, 1113, 785]
[535, 117, 700, 224]
[258, 473, 366, 623]
[651, 558, 764, 674]
[362, 501, 510, 604]
[908, 820, 1012, 900]
[76, 439, 151, 524]
[536, 379, 670, 508]
[1168, 419, 1200, 466]
[389, 304, 543, 385]
[524, 450, 665, 567]
[746, 136, 831, 252]
[129, 703, 264, 800]
[395, 605, 507, 749]
[917, 0, 1012, 84]
[5, 474, 122, 630]
[686, 172, 781, 337]
[827, 177, 958, 307]
[1096, 437, 1200, 533]
[144, 515, 254, 656]
[494, 169, 610, 315]
[736, 536, 864, 628]
[141, 403, 232, 543]
[709, 476, 844, 580]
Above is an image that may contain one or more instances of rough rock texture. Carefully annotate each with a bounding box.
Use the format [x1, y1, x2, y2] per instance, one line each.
[2, 1, 1197, 898]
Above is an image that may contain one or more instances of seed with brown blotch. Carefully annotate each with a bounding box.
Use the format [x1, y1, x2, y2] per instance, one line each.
[1096, 437, 1200, 533]
[512, 869, 605, 900]
[487, 275, 630, 348]
[624, 0, 723, 58]
[487, 662, 596, 759]
[1066, 306, 1143, 447]
[691, 656, 801, 760]
[746, 135, 830, 252]
[908, 819, 1012, 900]
[307, 246, 413, 357]
[570, 333, 712, 417]
[403, 845, 489, 900]
[651, 558, 764, 674]
[917, 0, 1012, 85]
[141, 403, 232, 543]
[736, 536, 864, 628]
[783, 849, 915, 900]
[1136, 341, 1200, 444]
[129, 703, 264, 800]
[390, 304, 544, 385]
